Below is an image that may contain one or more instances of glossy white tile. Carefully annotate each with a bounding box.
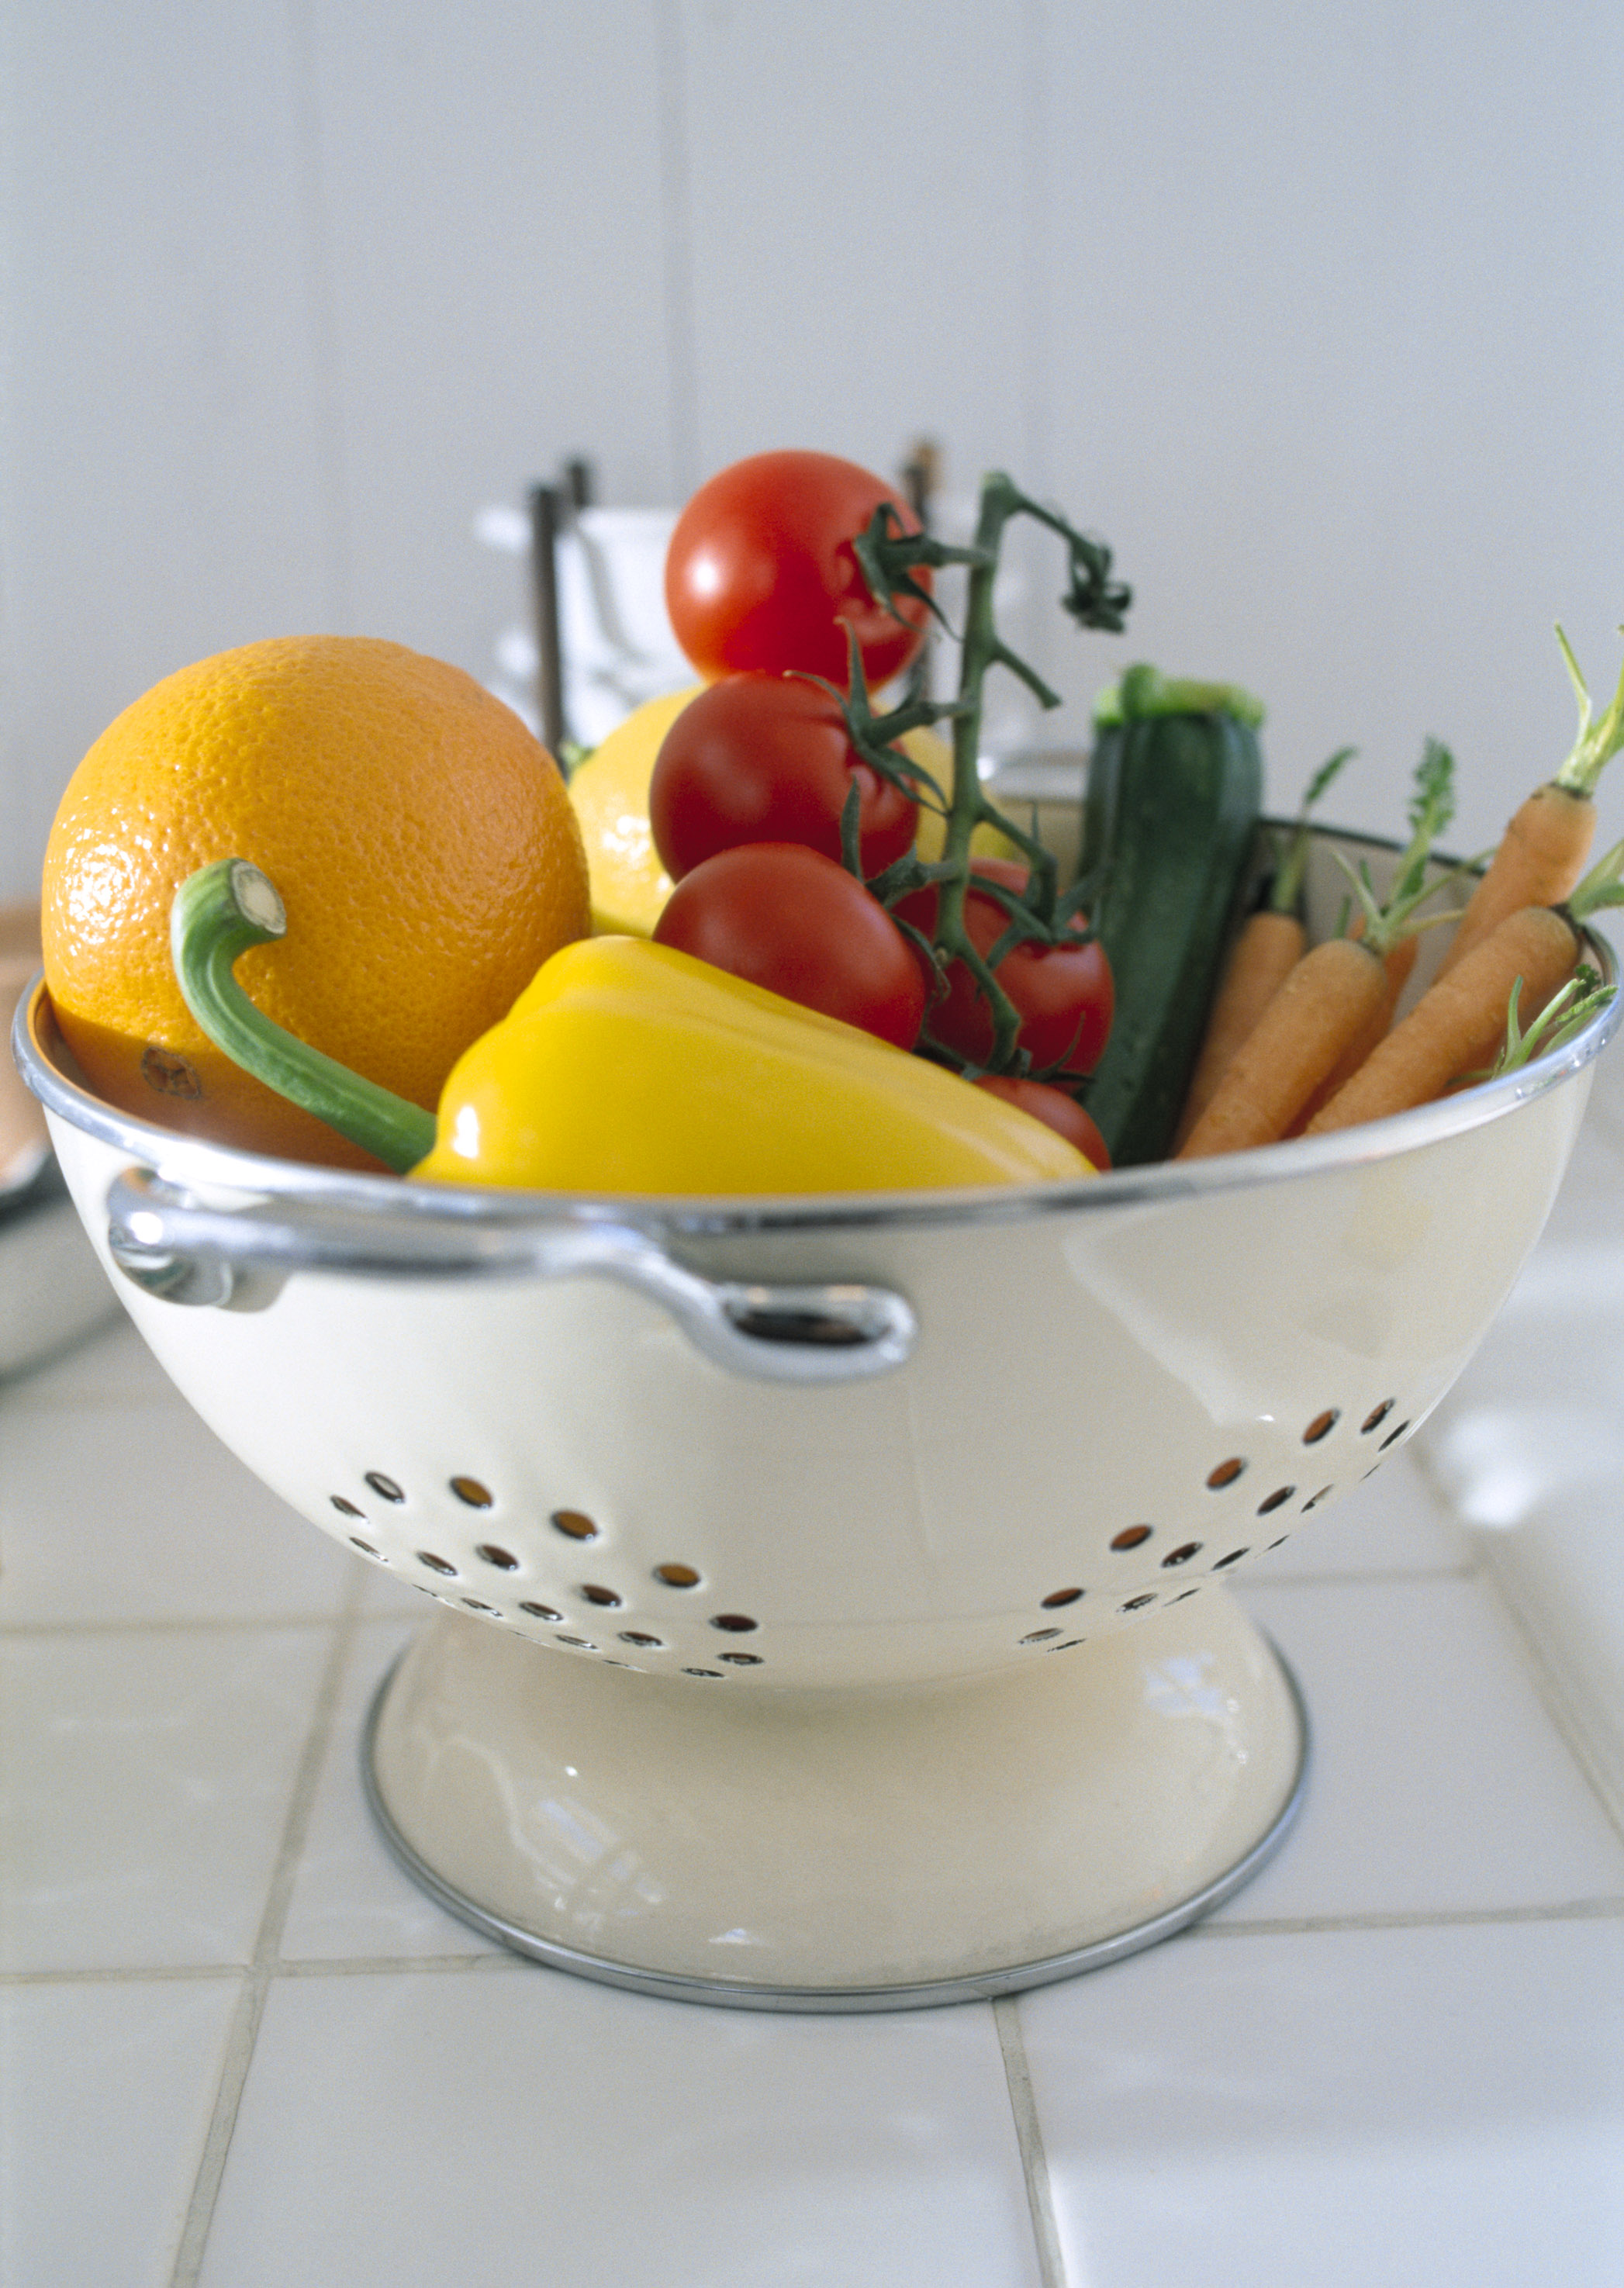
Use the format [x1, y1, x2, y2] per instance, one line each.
[0, 1975, 241, 2288]
[1, 1626, 330, 1971]
[1222, 1576, 1624, 1921]
[0, 1388, 351, 1626]
[197, 1968, 1041, 2288]
[278, 1619, 500, 1961]
[1018, 1920, 1624, 2288]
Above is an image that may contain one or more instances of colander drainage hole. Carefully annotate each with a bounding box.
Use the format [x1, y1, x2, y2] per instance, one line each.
[1380, 1419, 1411, 1450]
[1267, 1536, 1290, 1550]
[1301, 1486, 1334, 1511]
[1256, 1486, 1294, 1515]
[476, 1544, 519, 1571]
[655, 1563, 701, 1588]
[1161, 1543, 1201, 1567]
[1022, 1627, 1063, 1643]
[556, 1635, 596, 1650]
[1042, 1588, 1083, 1608]
[1212, 1549, 1249, 1570]
[619, 1630, 663, 1648]
[451, 1478, 494, 1509]
[365, 1472, 405, 1503]
[720, 1652, 763, 1666]
[520, 1602, 563, 1622]
[710, 1613, 758, 1633]
[330, 1496, 364, 1519]
[1302, 1409, 1339, 1444]
[1206, 1458, 1246, 1489]
[551, 1510, 599, 1541]
[348, 1536, 383, 1559]
[416, 1551, 457, 1576]
[682, 1668, 725, 1678]
[1049, 1638, 1086, 1650]
[1111, 1526, 1152, 1551]
[1169, 1588, 1201, 1603]
[462, 1599, 500, 1615]
[1362, 1400, 1396, 1434]
[1121, 1593, 1157, 1612]
[581, 1585, 622, 1608]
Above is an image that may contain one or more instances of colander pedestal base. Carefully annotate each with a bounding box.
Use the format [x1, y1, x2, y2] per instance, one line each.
[363, 1588, 1307, 2010]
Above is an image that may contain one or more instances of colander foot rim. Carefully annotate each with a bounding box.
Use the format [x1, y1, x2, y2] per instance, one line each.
[358, 1643, 1309, 2014]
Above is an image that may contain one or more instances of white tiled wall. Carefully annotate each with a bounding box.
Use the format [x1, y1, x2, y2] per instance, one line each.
[4, 0, 1624, 898]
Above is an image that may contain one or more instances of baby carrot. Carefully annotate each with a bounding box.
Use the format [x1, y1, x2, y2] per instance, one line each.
[1438, 628, 1624, 976]
[1180, 742, 1453, 1159]
[1290, 934, 1417, 1133]
[1308, 835, 1624, 1134]
[1173, 746, 1353, 1146]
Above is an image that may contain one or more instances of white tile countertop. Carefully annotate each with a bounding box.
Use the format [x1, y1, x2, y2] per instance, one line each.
[5, 1066, 1624, 2286]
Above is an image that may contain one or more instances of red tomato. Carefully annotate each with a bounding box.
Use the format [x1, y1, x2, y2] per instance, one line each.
[894, 859, 1114, 1076]
[649, 672, 917, 882]
[973, 1076, 1111, 1168]
[651, 842, 927, 1049]
[665, 451, 931, 690]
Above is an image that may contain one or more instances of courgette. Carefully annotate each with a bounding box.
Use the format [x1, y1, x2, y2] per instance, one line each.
[1079, 665, 1264, 1166]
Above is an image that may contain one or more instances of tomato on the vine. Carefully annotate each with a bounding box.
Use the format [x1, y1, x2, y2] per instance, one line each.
[665, 451, 931, 689]
[893, 858, 1114, 1076]
[649, 672, 918, 882]
[972, 1075, 1111, 1168]
[651, 842, 927, 1049]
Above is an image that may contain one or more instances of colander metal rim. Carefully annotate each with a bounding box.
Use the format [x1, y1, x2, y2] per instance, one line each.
[16, 897, 1620, 1242]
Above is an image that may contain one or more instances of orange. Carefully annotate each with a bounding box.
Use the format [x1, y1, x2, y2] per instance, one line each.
[42, 635, 589, 1168]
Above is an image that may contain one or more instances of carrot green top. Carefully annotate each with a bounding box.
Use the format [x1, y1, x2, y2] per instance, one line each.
[1339, 738, 1456, 960]
[1553, 627, 1624, 797]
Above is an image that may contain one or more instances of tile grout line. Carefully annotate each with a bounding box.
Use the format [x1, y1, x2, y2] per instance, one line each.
[14, 1896, 1621, 1994]
[0, 1609, 350, 1640]
[1406, 1429, 1624, 1851]
[1473, 1561, 1624, 1850]
[166, 1568, 367, 2288]
[993, 1995, 1068, 2288]
[1193, 1896, 1624, 1939]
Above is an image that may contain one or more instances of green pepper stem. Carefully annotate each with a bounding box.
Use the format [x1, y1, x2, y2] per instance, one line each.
[170, 860, 437, 1173]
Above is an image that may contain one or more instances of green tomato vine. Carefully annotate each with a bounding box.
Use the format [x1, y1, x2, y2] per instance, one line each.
[811, 469, 1130, 1077]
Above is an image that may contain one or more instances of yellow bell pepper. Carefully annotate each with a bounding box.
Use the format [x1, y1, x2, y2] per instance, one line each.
[413, 936, 1093, 1192]
[170, 864, 1094, 1192]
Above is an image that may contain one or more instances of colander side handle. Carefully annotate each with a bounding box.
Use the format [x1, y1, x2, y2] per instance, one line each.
[102, 1166, 917, 1383]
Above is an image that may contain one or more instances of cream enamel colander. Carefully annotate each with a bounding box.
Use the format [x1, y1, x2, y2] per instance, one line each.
[16, 822, 1619, 2007]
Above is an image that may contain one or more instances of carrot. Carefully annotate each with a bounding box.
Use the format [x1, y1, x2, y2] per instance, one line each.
[1289, 933, 1417, 1132]
[1180, 741, 1453, 1159]
[1307, 835, 1624, 1133]
[1178, 937, 1389, 1156]
[1173, 745, 1353, 1146]
[1304, 908, 1581, 1133]
[1438, 627, 1624, 975]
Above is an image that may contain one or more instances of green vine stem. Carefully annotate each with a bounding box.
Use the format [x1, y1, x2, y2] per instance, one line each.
[170, 860, 436, 1173]
[834, 470, 1130, 1076]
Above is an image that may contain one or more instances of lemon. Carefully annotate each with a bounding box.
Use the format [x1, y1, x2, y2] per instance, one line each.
[568, 686, 701, 934]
